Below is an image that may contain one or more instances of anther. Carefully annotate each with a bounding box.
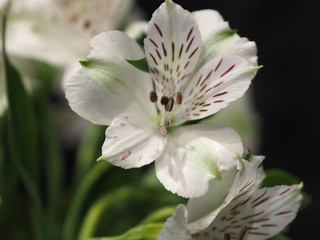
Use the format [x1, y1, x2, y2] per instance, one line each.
[165, 96, 174, 112]
[161, 96, 169, 105]
[224, 233, 231, 240]
[176, 91, 182, 105]
[236, 225, 248, 240]
[149, 90, 158, 102]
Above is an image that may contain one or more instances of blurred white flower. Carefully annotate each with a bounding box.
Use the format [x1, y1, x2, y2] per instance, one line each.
[0, 0, 145, 115]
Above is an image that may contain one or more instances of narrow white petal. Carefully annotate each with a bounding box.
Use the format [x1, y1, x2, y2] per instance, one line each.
[201, 184, 302, 240]
[155, 124, 242, 198]
[158, 204, 191, 240]
[65, 69, 133, 125]
[178, 55, 257, 123]
[193, 10, 257, 68]
[100, 112, 166, 169]
[144, 0, 202, 97]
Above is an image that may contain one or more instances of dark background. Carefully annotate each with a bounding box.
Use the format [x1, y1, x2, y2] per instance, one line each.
[136, 0, 320, 239]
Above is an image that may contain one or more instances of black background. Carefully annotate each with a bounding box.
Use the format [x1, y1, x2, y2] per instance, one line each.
[136, 0, 320, 238]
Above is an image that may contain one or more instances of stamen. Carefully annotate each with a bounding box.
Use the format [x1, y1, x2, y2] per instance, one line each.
[165, 96, 174, 112]
[236, 225, 248, 240]
[161, 96, 169, 105]
[149, 90, 158, 102]
[176, 91, 182, 105]
[159, 125, 168, 136]
[224, 233, 231, 240]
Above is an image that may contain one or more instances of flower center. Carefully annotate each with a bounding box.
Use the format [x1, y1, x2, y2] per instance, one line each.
[149, 90, 182, 136]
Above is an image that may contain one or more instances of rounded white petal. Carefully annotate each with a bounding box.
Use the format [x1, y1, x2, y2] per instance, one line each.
[100, 112, 166, 169]
[178, 55, 257, 124]
[144, 0, 202, 97]
[192, 10, 230, 40]
[155, 124, 242, 198]
[158, 204, 191, 240]
[193, 10, 258, 68]
[65, 31, 156, 125]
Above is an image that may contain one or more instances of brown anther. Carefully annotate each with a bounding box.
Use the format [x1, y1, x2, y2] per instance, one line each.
[165, 96, 174, 112]
[149, 90, 158, 102]
[159, 125, 168, 136]
[161, 95, 169, 105]
[176, 91, 182, 105]
[235, 225, 248, 240]
[224, 233, 231, 240]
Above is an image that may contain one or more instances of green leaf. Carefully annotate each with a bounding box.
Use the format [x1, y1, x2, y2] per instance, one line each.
[126, 57, 149, 73]
[88, 223, 163, 240]
[262, 169, 300, 187]
[1, 14, 43, 240]
[2, 16, 39, 178]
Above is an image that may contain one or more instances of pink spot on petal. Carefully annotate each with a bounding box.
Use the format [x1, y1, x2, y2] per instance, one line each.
[121, 151, 131, 160]
[149, 38, 158, 48]
[279, 188, 291, 196]
[220, 64, 235, 77]
[186, 36, 195, 52]
[186, 27, 194, 41]
[275, 210, 292, 216]
[154, 23, 163, 37]
[213, 91, 228, 98]
[214, 58, 223, 72]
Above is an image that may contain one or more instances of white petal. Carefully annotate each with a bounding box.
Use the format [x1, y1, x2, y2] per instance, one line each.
[187, 166, 238, 233]
[158, 204, 191, 240]
[202, 184, 302, 240]
[192, 10, 230, 40]
[193, 10, 257, 68]
[187, 160, 259, 233]
[99, 112, 166, 169]
[124, 20, 148, 40]
[144, 0, 202, 97]
[179, 55, 257, 123]
[6, 17, 79, 67]
[155, 124, 242, 198]
[65, 31, 156, 125]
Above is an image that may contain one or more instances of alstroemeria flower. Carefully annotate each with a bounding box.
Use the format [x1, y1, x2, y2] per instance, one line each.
[159, 159, 303, 240]
[2, 0, 137, 67]
[0, 0, 145, 115]
[65, 0, 260, 197]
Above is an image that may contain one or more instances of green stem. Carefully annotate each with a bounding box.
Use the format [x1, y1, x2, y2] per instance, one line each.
[78, 186, 134, 240]
[87, 223, 164, 240]
[63, 161, 111, 240]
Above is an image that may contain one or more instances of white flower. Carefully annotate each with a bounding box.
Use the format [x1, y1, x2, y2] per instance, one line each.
[65, 0, 260, 198]
[2, 0, 136, 67]
[0, 0, 144, 115]
[159, 159, 303, 240]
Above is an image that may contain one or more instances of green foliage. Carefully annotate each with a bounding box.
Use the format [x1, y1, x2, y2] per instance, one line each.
[126, 58, 149, 73]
